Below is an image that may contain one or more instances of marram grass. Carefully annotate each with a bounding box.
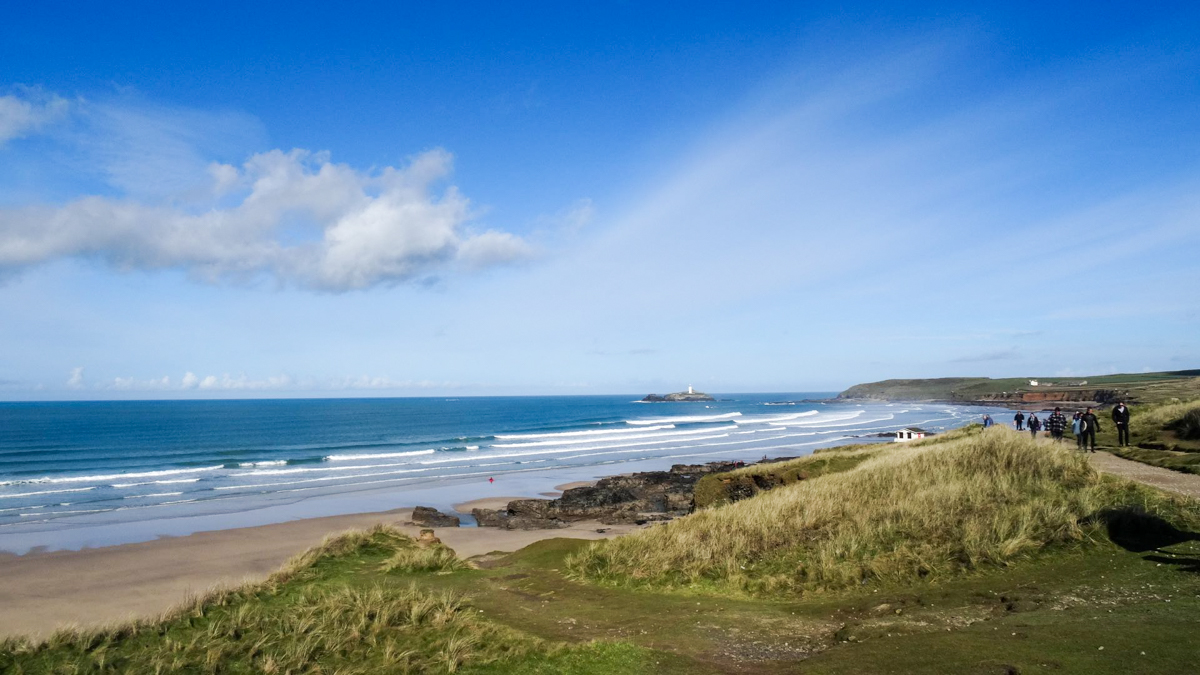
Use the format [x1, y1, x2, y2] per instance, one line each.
[0, 526, 525, 674]
[567, 426, 1200, 595]
[1131, 398, 1200, 431]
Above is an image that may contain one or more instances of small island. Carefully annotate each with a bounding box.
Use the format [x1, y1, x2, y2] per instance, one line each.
[642, 385, 714, 402]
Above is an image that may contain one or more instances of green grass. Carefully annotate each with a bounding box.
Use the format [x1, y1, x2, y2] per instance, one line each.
[1109, 446, 1200, 475]
[7, 425, 1200, 673]
[838, 370, 1200, 405]
[693, 426, 983, 509]
[693, 444, 880, 508]
[380, 541, 473, 575]
[1094, 399, 1200, 475]
[0, 526, 666, 674]
[1170, 407, 1200, 440]
[568, 427, 1200, 596]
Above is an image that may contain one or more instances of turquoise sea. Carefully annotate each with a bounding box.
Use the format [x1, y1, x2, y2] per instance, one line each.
[0, 395, 1010, 553]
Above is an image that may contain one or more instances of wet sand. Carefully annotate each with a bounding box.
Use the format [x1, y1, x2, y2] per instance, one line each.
[0, 506, 634, 639]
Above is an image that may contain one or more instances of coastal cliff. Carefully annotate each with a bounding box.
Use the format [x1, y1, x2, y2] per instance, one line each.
[837, 369, 1200, 407]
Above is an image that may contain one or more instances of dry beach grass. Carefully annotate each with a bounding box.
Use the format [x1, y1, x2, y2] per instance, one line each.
[568, 426, 1200, 594]
[6, 425, 1200, 673]
[0, 527, 538, 674]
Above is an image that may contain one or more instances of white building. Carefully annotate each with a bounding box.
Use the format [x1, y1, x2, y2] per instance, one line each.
[895, 427, 930, 442]
[1029, 380, 1039, 386]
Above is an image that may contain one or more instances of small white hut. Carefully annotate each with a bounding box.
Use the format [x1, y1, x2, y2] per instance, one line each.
[895, 427, 929, 442]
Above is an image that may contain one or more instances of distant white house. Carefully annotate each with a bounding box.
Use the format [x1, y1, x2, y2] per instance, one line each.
[895, 427, 930, 442]
[1029, 380, 1039, 386]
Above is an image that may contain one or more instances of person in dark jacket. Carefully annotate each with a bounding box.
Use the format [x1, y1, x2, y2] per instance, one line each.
[1046, 407, 1068, 441]
[983, 414, 994, 428]
[1079, 407, 1101, 452]
[1027, 414, 1041, 438]
[1111, 401, 1131, 447]
[1014, 411, 1025, 431]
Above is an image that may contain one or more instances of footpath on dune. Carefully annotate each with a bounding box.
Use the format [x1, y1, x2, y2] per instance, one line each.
[1089, 451, 1200, 499]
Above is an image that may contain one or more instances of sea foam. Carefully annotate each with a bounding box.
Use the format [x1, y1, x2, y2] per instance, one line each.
[626, 412, 742, 425]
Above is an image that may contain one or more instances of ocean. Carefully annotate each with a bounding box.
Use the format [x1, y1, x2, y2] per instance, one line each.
[0, 395, 1010, 553]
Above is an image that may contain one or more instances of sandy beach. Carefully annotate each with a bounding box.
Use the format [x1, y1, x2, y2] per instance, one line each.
[0, 504, 635, 639]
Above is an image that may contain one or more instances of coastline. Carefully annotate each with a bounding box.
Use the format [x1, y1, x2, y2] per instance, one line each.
[0, 402, 1006, 639]
[0, 504, 637, 639]
[0, 396, 1000, 556]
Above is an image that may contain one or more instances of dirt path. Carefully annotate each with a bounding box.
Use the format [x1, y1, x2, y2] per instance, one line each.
[1089, 450, 1200, 499]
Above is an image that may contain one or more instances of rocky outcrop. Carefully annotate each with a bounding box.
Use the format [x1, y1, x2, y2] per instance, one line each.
[411, 506, 461, 527]
[470, 507, 569, 530]
[473, 461, 742, 529]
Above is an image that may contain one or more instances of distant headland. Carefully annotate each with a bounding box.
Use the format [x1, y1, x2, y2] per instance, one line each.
[836, 369, 1200, 408]
[641, 386, 714, 402]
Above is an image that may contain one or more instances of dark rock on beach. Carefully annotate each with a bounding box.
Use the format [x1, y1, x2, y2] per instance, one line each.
[473, 460, 742, 529]
[411, 506, 461, 527]
[470, 507, 569, 530]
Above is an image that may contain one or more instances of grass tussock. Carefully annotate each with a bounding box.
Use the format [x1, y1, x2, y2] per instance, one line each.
[1135, 398, 1200, 434]
[380, 542, 472, 574]
[2, 583, 518, 674]
[0, 525, 523, 674]
[693, 446, 881, 508]
[694, 424, 986, 508]
[1168, 407, 1200, 441]
[269, 522, 411, 585]
[568, 427, 1200, 595]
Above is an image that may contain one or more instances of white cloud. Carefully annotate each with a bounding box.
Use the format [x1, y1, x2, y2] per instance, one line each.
[456, 230, 537, 269]
[66, 366, 84, 389]
[109, 375, 171, 390]
[335, 375, 454, 390]
[0, 88, 69, 145]
[58, 371, 462, 393]
[196, 373, 294, 390]
[0, 147, 534, 291]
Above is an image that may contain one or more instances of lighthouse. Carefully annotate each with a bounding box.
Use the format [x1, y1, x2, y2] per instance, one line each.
[687, 385, 693, 394]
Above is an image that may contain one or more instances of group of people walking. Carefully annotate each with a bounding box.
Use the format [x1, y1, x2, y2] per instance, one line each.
[1009, 401, 1132, 450]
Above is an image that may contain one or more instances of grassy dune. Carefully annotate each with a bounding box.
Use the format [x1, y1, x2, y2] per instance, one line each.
[1104, 398, 1200, 474]
[7, 427, 1200, 673]
[692, 443, 881, 508]
[689, 426, 986, 509]
[0, 526, 633, 674]
[569, 426, 1200, 595]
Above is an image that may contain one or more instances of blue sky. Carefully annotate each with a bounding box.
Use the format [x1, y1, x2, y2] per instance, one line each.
[1, 2, 1198, 399]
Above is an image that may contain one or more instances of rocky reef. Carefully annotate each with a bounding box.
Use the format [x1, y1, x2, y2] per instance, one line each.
[472, 460, 742, 529]
[411, 506, 461, 527]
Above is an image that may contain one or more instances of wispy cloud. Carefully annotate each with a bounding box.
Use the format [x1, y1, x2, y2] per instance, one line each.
[65, 366, 84, 389]
[67, 371, 466, 393]
[0, 87, 69, 145]
[950, 348, 1019, 363]
[589, 348, 659, 357]
[109, 375, 171, 390]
